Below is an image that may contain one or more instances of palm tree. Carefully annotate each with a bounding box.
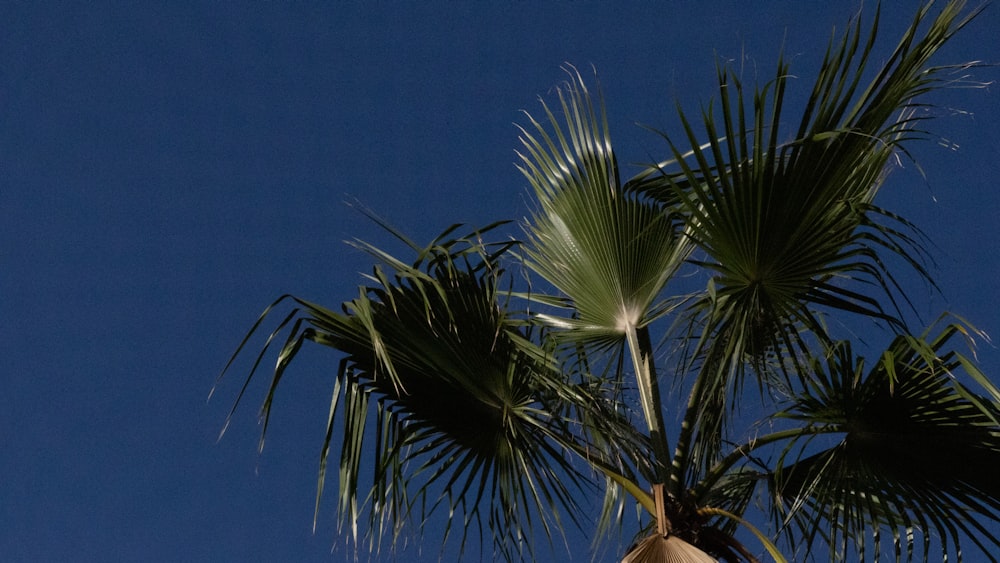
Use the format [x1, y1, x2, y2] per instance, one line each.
[215, 1, 1000, 561]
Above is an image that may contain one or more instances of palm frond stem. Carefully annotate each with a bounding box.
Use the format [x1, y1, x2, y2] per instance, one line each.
[692, 425, 836, 503]
[626, 324, 672, 485]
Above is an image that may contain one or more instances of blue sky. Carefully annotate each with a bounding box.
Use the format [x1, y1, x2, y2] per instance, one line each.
[3, 2, 999, 561]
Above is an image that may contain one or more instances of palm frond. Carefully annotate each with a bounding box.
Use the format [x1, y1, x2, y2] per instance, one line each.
[517, 65, 694, 482]
[773, 319, 1000, 561]
[518, 66, 691, 343]
[635, 0, 981, 482]
[218, 224, 616, 562]
[515, 65, 690, 350]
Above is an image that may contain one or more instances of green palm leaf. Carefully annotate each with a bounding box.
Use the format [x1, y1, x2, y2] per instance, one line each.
[773, 320, 1000, 561]
[217, 224, 612, 561]
[636, 0, 982, 483]
[517, 66, 693, 482]
[518, 66, 690, 341]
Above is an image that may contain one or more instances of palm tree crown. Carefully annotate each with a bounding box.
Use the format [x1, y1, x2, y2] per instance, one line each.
[215, 1, 999, 561]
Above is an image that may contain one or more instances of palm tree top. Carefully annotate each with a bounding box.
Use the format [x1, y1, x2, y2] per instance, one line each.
[216, 2, 998, 561]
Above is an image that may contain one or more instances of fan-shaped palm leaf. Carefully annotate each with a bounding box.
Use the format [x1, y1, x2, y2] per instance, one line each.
[636, 0, 982, 483]
[518, 67, 689, 342]
[216, 224, 622, 561]
[517, 66, 693, 482]
[772, 320, 1000, 561]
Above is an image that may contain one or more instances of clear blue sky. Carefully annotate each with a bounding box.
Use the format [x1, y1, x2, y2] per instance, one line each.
[3, 2, 998, 561]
